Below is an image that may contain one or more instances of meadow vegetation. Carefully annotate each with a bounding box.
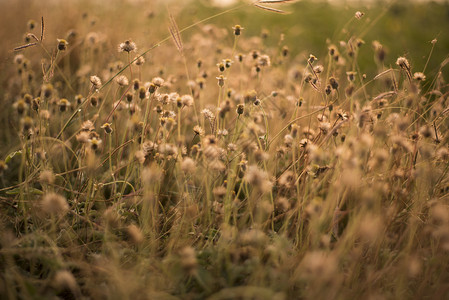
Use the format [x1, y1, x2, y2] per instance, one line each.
[0, 0, 449, 299]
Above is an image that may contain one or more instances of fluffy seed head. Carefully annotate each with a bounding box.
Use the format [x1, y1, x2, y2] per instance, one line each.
[118, 39, 137, 52]
[57, 39, 68, 51]
[41, 192, 69, 216]
[90, 75, 102, 89]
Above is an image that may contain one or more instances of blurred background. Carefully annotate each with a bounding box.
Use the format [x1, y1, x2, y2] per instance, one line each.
[1, 0, 449, 98]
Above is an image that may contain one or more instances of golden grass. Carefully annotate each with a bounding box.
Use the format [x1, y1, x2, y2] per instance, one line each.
[0, 0, 448, 299]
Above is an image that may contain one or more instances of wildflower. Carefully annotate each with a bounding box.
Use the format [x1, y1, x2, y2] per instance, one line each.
[90, 75, 102, 89]
[372, 40, 385, 62]
[14, 99, 27, 115]
[236, 104, 245, 115]
[41, 192, 69, 216]
[396, 56, 412, 79]
[232, 24, 243, 36]
[21, 94, 31, 106]
[213, 186, 227, 199]
[244, 165, 272, 193]
[125, 92, 133, 103]
[57, 39, 68, 51]
[181, 157, 196, 174]
[152, 77, 165, 87]
[279, 171, 295, 189]
[196, 77, 205, 89]
[179, 246, 197, 274]
[80, 121, 94, 133]
[217, 62, 225, 72]
[58, 98, 71, 112]
[74, 94, 84, 105]
[181, 95, 194, 107]
[118, 39, 137, 53]
[133, 55, 145, 66]
[291, 124, 300, 138]
[355, 11, 365, 19]
[101, 123, 113, 134]
[308, 54, 317, 64]
[14, 54, 25, 65]
[251, 50, 259, 60]
[88, 137, 102, 151]
[413, 72, 426, 81]
[162, 117, 176, 132]
[203, 135, 217, 147]
[217, 129, 228, 137]
[115, 75, 129, 86]
[27, 19, 36, 30]
[227, 143, 237, 152]
[39, 169, 55, 184]
[139, 87, 147, 99]
[193, 125, 205, 136]
[21, 116, 34, 132]
[39, 110, 51, 120]
[244, 90, 257, 103]
[257, 55, 271, 67]
[224, 59, 233, 68]
[216, 75, 226, 87]
[275, 197, 290, 212]
[142, 141, 157, 157]
[133, 79, 140, 91]
[328, 45, 337, 57]
[346, 71, 357, 82]
[314, 65, 324, 73]
[329, 77, 339, 89]
[396, 57, 410, 70]
[355, 38, 365, 48]
[436, 148, 449, 161]
[86, 32, 99, 45]
[42, 83, 54, 98]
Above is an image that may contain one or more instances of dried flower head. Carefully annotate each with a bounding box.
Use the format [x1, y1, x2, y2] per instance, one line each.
[133, 55, 145, 66]
[115, 75, 129, 86]
[41, 192, 69, 216]
[193, 125, 205, 136]
[57, 38, 68, 51]
[118, 39, 137, 52]
[101, 123, 113, 134]
[90, 75, 102, 89]
[232, 24, 243, 36]
[355, 11, 365, 19]
[58, 98, 71, 112]
[181, 157, 196, 174]
[244, 165, 272, 193]
[39, 169, 55, 184]
[413, 72, 426, 81]
[216, 75, 226, 87]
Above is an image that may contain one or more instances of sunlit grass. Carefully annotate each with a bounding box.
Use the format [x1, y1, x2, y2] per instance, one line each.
[0, 0, 448, 299]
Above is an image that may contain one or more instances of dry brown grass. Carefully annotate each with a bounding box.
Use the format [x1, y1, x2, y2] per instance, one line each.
[0, 0, 448, 299]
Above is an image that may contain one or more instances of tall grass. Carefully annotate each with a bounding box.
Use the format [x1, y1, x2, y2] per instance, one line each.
[0, 0, 448, 299]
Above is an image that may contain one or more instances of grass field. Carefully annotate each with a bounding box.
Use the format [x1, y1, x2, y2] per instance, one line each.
[1, 0, 449, 299]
